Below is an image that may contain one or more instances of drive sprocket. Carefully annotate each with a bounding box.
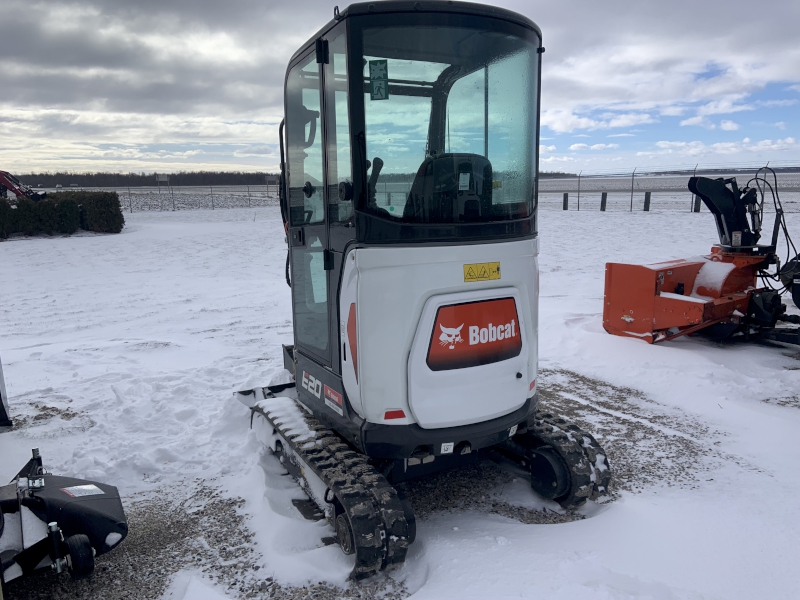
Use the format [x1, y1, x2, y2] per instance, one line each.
[504, 412, 611, 508]
[531, 413, 611, 506]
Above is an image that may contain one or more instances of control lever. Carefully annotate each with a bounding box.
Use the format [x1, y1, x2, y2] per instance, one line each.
[368, 157, 384, 204]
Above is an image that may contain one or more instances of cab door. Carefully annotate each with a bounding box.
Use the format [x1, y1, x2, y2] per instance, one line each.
[286, 51, 330, 367]
[322, 26, 356, 376]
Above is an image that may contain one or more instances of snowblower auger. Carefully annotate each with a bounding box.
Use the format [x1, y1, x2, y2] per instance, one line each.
[240, 1, 613, 576]
[604, 168, 800, 346]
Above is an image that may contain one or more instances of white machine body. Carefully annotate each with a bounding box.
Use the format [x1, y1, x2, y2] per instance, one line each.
[340, 237, 538, 429]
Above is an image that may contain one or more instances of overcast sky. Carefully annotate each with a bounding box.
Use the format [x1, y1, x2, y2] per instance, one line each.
[1, 0, 798, 174]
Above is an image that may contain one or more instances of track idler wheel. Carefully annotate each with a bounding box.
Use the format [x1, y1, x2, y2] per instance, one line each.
[335, 510, 355, 555]
[523, 413, 611, 508]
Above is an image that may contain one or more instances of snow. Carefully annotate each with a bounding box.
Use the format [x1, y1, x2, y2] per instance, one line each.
[162, 571, 235, 600]
[1, 205, 799, 599]
[692, 259, 737, 297]
[659, 291, 706, 303]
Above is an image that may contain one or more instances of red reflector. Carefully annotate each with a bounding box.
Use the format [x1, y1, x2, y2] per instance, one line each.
[529, 380, 536, 391]
[384, 410, 406, 420]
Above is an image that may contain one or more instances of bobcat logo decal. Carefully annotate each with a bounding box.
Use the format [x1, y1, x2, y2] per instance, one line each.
[439, 324, 464, 350]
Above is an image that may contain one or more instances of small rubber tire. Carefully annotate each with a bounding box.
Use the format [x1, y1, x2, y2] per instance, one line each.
[335, 512, 355, 556]
[66, 534, 95, 580]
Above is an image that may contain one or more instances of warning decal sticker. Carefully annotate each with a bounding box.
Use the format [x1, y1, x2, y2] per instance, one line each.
[61, 484, 104, 498]
[463, 262, 501, 282]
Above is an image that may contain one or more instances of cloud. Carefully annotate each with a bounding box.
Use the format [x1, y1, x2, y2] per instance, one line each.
[755, 99, 797, 108]
[696, 99, 754, 116]
[542, 110, 655, 133]
[643, 136, 799, 158]
[720, 120, 739, 131]
[233, 145, 278, 157]
[680, 116, 716, 129]
[775, 121, 787, 130]
[541, 156, 576, 163]
[569, 143, 620, 151]
[659, 106, 687, 117]
[3, 0, 800, 172]
[539, 144, 557, 153]
[608, 133, 635, 137]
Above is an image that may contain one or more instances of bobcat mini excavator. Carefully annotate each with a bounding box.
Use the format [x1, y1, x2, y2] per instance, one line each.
[237, 1, 611, 578]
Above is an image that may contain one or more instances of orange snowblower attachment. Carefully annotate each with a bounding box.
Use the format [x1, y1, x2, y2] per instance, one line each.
[604, 250, 764, 343]
[603, 173, 800, 345]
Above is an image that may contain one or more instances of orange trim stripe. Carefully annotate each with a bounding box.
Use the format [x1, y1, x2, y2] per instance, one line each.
[347, 303, 358, 383]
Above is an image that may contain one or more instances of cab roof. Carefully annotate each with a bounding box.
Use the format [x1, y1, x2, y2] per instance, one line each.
[288, 1, 542, 67]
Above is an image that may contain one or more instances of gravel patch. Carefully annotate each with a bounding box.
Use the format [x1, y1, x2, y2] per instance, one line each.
[8, 368, 724, 599]
[536, 368, 757, 495]
[4, 480, 408, 600]
[399, 461, 579, 525]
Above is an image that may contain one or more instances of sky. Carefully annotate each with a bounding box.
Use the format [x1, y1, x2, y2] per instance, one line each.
[0, 0, 798, 175]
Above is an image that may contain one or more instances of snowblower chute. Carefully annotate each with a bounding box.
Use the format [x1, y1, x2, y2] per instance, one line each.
[604, 171, 800, 344]
[239, 1, 612, 579]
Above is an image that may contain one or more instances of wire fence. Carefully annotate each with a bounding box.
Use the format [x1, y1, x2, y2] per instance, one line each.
[538, 166, 800, 213]
[40, 185, 280, 212]
[44, 165, 800, 214]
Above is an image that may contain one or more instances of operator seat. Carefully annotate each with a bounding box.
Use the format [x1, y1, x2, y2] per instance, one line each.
[404, 153, 493, 223]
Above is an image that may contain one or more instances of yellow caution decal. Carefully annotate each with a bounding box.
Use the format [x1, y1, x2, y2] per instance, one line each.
[463, 262, 501, 282]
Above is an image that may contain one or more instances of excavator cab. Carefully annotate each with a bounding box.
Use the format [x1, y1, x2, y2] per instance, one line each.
[245, 2, 610, 578]
[279, 2, 542, 435]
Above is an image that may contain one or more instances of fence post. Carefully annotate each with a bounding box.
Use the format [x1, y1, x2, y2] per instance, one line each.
[693, 195, 701, 213]
[211, 186, 214, 210]
[128, 187, 132, 213]
[577, 170, 581, 211]
[600, 192, 607, 211]
[171, 184, 175, 211]
[690, 163, 698, 212]
[247, 185, 251, 208]
[629, 167, 637, 212]
[643, 191, 651, 212]
[562, 192, 569, 210]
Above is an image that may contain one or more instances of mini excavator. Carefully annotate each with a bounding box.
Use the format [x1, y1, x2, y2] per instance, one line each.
[237, 0, 612, 579]
[0, 171, 46, 202]
[604, 170, 800, 345]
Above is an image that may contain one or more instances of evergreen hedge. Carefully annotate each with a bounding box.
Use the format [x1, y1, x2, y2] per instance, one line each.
[0, 192, 123, 239]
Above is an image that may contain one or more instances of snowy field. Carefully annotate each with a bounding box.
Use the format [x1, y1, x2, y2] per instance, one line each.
[1, 204, 799, 599]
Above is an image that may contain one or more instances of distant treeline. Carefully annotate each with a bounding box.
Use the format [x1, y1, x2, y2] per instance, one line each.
[17, 171, 279, 188]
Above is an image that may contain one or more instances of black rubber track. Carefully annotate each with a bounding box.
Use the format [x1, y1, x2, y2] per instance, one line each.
[252, 402, 411, 578]
[528, 413, 612, 507]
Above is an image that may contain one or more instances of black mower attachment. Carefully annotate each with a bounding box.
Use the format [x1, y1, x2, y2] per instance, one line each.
[0, 449, 128, 593]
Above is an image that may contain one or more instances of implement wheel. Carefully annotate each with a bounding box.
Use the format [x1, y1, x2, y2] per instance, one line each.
[66, 534, 95, 580]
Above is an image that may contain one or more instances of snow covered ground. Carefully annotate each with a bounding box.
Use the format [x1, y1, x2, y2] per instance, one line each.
[1, 204, 799, 599]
